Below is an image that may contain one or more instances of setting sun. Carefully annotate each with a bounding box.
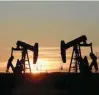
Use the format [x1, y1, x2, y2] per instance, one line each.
[30, 59, 50, 73]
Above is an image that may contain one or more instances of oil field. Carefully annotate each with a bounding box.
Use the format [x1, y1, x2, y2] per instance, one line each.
[0, 35, 99, 95]
[0, 1, 99, 95]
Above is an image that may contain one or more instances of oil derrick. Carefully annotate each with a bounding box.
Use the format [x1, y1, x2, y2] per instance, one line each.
[11, 41, 39, 73]
[61, 35, 93, 73]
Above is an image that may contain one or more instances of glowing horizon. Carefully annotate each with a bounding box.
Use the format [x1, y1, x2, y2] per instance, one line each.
[0, 46, 99, 73]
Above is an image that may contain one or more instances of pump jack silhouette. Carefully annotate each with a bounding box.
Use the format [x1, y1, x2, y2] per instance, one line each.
[11, 41, 39, 73]
[61, 35, 93, 73]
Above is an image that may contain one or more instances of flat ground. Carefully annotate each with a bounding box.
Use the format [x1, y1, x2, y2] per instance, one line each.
[0, 72, 99, 95]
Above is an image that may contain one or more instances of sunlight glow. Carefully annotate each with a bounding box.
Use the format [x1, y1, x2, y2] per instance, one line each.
[30, 59, 50, 73]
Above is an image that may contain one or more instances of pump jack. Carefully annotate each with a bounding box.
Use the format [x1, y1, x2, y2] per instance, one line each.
[11, 41, 39, 73]
[61, 35, 93, 73]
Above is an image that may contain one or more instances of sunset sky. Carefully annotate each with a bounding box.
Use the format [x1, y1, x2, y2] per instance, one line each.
[0, 1, 99, 72]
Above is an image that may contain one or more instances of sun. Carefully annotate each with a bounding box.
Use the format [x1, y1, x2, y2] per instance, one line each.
[29, 59, 49, 73]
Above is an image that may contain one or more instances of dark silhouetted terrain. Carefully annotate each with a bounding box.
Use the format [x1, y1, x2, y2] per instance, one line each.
[0, 72, 99, 95]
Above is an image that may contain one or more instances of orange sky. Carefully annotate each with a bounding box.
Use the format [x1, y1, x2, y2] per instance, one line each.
[0, 2, 99, 72]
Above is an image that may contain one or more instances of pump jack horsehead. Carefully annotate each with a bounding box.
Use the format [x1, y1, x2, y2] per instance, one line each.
[11, 41, 39, 73]
[61, 35, 93, 73]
